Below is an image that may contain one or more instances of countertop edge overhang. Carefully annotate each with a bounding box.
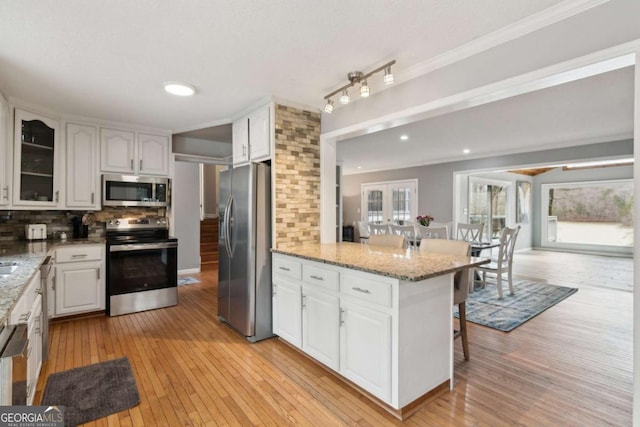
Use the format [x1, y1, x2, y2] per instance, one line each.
[272, 242, 489, 282]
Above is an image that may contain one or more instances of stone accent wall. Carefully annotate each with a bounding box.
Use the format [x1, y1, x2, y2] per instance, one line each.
[0, 207, 165, 241]
[274, 104, 321, 250]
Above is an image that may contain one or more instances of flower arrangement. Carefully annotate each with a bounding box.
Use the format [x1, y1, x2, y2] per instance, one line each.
[416, 214, 434, 227]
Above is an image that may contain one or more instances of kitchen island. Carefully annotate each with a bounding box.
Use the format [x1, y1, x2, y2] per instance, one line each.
[271, 242, 488, 420]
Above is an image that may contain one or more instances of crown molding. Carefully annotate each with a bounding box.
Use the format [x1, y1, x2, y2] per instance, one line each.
[399, 0, 611, 84]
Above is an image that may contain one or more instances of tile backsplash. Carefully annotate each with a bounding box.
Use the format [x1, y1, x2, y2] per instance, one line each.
[0, 207, 166, 241]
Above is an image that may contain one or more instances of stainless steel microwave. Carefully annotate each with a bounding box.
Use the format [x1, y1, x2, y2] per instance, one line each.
[102, 174, 170, 207]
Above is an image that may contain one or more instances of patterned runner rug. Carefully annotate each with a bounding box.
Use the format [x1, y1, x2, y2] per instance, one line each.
[455, 280, 578, 332]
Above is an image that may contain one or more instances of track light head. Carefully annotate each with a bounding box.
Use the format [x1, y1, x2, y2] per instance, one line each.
[323, 99, 334, 113]
[340, 90, 350, 105]
[360, 80, 370, 98]
[383, 66, 394, 85]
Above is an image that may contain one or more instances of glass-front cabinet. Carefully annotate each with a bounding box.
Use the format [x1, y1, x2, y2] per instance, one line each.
[13, 109, 61, 206]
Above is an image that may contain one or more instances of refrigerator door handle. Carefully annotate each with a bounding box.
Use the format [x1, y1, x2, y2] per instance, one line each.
[223, 194, 232, 257]
[227, 195, 235, 256]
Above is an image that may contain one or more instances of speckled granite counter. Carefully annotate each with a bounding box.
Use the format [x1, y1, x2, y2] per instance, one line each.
[0, 238, 105, 325]
[272, 242, 488, 282]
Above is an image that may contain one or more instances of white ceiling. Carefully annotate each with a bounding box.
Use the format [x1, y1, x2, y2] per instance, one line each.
[338, 67, 635, 174]
[0, 0, 565, 132]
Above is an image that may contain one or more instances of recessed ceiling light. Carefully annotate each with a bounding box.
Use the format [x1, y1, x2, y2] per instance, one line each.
[163, 81, 196, 96]
[400, 135, 409, 141]
[357, 166, 362, 169]
[463, 149, 470, 154]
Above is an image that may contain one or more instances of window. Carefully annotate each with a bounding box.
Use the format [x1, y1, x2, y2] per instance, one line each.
[361, 180, 418, 224]
[541, 180, 633, 251]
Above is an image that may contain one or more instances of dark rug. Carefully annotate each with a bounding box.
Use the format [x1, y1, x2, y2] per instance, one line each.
[455, 280, 578, 332]
[41, 357, 140, 427]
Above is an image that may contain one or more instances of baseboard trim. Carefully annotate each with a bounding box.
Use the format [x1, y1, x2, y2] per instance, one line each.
[178, 267, 201, 275]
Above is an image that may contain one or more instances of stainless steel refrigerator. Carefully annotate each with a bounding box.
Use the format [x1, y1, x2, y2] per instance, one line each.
[218, 163, 273, 342]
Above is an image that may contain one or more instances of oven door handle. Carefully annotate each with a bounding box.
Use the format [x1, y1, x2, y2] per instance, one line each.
[109, 242, 178, 252]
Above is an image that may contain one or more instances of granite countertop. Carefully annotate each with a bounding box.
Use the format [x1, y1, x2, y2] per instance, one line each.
[0, 238, 106, 326]
[272, 242, 489, 282]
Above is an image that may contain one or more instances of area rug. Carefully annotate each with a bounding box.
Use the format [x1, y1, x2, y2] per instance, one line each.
[41, 357, 140, 426]
[455, 280, 578, 332]
[178, 276, 200, 286]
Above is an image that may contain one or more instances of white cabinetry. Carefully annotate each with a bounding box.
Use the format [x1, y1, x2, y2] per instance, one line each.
[137, 133, 169, 175]
[248, 105, 270, 161]
[101, 129, 169, 176]
[66, 123, 99, 209]
[54, 245, 105, 317]
[10, 270, 42, 405]
[100, 128, 135, 173]
[232, 103, 271, 166]
[232, 116, 249, 166]
[0, 93, 9, 206]
[339, 299, 391, 401]
[13, 108, 62, 207]
[272, 252, 453, 414]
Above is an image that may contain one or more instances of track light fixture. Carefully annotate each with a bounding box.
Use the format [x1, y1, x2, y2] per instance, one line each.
[323, 60, 395, 113]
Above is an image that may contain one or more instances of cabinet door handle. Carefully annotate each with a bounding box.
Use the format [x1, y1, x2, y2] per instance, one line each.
[130, 159, 134, 170]
[140, 159, 143, 170]
[339, 308, 345, 326]
[19, 311, 31, 322]
[91, 192, 95, 204]
[71, 254, 88, 258]
[55, 190, 59, 202]
[309, 275, 324, 281]
[279, 266, 290, 272]
[352, 287, 371, 294]
[2, 186, 7, 200]
[302, 295, 306, 309]
[97, 269, 100, 280]
[272, 285, 276, 297]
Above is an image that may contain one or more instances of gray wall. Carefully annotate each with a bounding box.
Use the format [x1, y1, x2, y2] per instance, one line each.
[342, 139, 633, 249]
[173, 161, 201, 271]
[172, 135, 232, 158]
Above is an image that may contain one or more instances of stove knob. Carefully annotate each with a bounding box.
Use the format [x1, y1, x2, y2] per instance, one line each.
[108, 220, 113, 225]
[115, 220, 120, 225]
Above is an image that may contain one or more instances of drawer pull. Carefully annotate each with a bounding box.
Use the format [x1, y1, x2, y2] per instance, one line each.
[309, 275, 324, 281]
[339, 308, 345, 326]
[19, 311, 32, 322]
[279, 266, 291, 272]
[71, 254, 88, 258]
[352, 287, 371, 294]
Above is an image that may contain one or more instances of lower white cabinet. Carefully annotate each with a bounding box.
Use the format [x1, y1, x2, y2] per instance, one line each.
[302, 287, 340, 370]
[27, 295, 42, 405]
[272, 279, 302, 348]
[54, 244, 105, 317]
[272, 253, 392, 401]
[272, 252, 453, 412]
[339, 299, 391, 401]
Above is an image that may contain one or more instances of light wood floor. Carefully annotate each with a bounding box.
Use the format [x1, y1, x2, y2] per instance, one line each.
[35, 250, 633, 426]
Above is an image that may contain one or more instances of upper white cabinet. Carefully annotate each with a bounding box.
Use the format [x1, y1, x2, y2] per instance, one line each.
[248, 105, 270, 161]
[101, 128, 169, 176]
[137, 133, 169, 175]
[100, 128, 135, 173]
[12, 108, 63, 208]
[232, 103, 271, 166]
[232, 117, 249, 166]
[0, 93, 9, 206]
[66, 123, 99, 209]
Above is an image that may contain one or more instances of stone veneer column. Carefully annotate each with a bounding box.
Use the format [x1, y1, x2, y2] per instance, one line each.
[273, 104, 321, 250]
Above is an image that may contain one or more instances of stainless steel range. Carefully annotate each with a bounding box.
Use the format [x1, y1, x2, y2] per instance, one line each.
[106, 217, 178, 316]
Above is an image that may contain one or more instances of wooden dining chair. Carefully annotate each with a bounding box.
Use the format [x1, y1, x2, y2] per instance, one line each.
[416, 225, 448, 240]
[389, 224, 416, 249]
[368, 223, 390, 235]
[420, 239, 472, 360]
[457, 223, 484, 243]
[475, 225, 521, 299]
[368, 234, 405, 248]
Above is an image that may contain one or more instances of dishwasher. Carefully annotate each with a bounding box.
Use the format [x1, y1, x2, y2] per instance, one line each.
[0, 324, 28, 405]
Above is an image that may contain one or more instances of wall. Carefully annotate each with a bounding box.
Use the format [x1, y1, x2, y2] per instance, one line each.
[273, 104, 321, 250]
[172, 135, 232, 158]
[173, 161, 201, 272]
[342, 139, 633, 249]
